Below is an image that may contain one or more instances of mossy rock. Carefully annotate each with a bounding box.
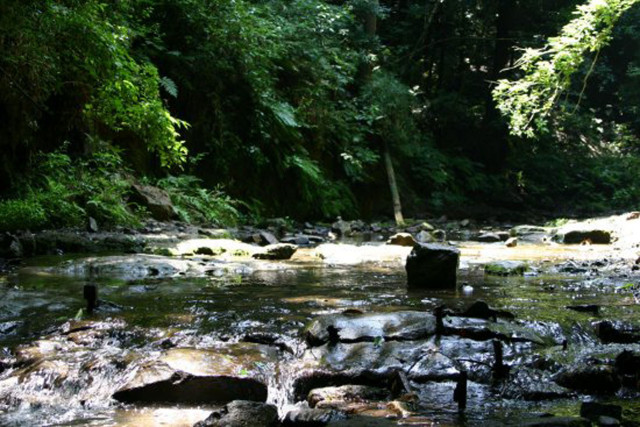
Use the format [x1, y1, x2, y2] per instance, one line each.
[485, 260, 528, 276]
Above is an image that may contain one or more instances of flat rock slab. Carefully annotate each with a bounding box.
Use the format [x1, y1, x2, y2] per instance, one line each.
[304, 311, 437, 347]
[443, 317, 550, 345]
[52, 255, 207, 280]
[113, 345, 277, 405]
[308, 385, 389, 409]
[292, 339, 458, 400]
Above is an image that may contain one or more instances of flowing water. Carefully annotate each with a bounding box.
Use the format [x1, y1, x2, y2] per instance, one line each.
[0, 241, 639, 426]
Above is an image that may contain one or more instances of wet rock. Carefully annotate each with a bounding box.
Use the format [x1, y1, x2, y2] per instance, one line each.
[580, 402, 622, 424]
[130, 183, 178, 221]
[308, 385, 389, 409]
[521, 416, 590, 427]
[405, 243, 459, 289]
[292, 340, 458, 401]
[597, 416, 621, 426]
[16, 359, 69, 388]
[386, 233, 416, 247]
[461, 300, 515, 320]
[510, 225, 554, 243]
[113, 345, 275, 404]
[252, 243, 297, 260]
[505, 237, 518, 247]
[443, 317, 548, 345]
[53, 255, 206, 280]
[415, 230, 435, 243]
[250, 231, 279, 246]
[614, 350, 640, 386]
[34, 230, 143, 255]
[476, 232, 501, 243]
[554, 365, 620, 394]
[194, 400, 279, 427]
[283, 407, 346, 426]
[503, 370, 571, 400]
[485, 260, 528, 276]
[304, 311, 436, 347]
[558, 229, 612, 245]
[15, 340, 72, 365]
[596, 321, 640, 344]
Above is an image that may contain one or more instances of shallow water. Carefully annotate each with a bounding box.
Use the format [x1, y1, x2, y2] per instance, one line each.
[0, 242, 639, 426]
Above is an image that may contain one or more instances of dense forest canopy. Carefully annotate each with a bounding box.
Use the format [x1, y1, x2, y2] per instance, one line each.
[1, 0, 639, 230]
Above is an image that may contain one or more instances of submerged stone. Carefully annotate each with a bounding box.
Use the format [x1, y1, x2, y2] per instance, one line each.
[579, 402, 622, 423]
[283, 407, 347, 426]
[405, 243, 459, 289]
[194, 400, 279, 427]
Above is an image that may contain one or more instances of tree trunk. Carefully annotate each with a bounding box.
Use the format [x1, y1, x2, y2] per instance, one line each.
[364, 0, 405, 226]
[383, 140, 405, 226]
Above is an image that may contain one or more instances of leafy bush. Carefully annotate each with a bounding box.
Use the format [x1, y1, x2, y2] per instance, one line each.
[0, 198, 47, 232]
[156, 175, 240, 226]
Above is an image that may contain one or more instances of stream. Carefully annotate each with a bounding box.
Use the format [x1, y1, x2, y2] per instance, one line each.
[1, 238, 640, 426]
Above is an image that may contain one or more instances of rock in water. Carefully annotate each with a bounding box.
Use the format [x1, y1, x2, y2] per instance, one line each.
[252, 243, 297, 260]
[194, 400, 279, 427]
[405, 243, 459, 289]
[387, 233, 417, 247]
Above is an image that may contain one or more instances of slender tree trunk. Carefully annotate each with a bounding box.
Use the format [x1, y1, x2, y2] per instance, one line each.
[364, 0, 405, 226]
[383, 140, 404, 225]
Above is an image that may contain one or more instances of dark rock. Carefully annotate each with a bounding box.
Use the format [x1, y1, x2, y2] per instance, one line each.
[405, 243, 459, 289]
[386, 233, 416, 247]
[476, 232, 501, 243]
[521, 416, 591, 427]
[554, 365, 621, 394]
[282, 407, 346, 426]
[113, 346, 275, 404]
[443, 317, 548, 344]
[462, 301, 515, 320]
[497, 231, 511, 241]
[304, 311, 436, 347]
[614, 350, 640, 386]
[194, 400, 279, 427]
[596, 321, 640, 344]
[565, 305, 599, 315]
[485, 260, 528, 276]
[560, 230, 612, 245]
[579, 402, 622, 423]
[252, 243, 297, 260]
[194, 247, 216, 256]
[130, 183, 178, 221]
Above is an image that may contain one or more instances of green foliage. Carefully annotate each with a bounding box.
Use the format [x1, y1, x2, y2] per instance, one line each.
[494, 0, 640, 137]
[0, 144, 140, 232]
[156, 175, 240, 226]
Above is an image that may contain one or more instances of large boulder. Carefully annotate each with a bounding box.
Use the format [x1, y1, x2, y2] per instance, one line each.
[386, 233, 416, 247]
[130, 183, 178, 221]
[252, 243, 297, 260]
[405, 243, 459, 289]
[113, 345, 276, 404]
